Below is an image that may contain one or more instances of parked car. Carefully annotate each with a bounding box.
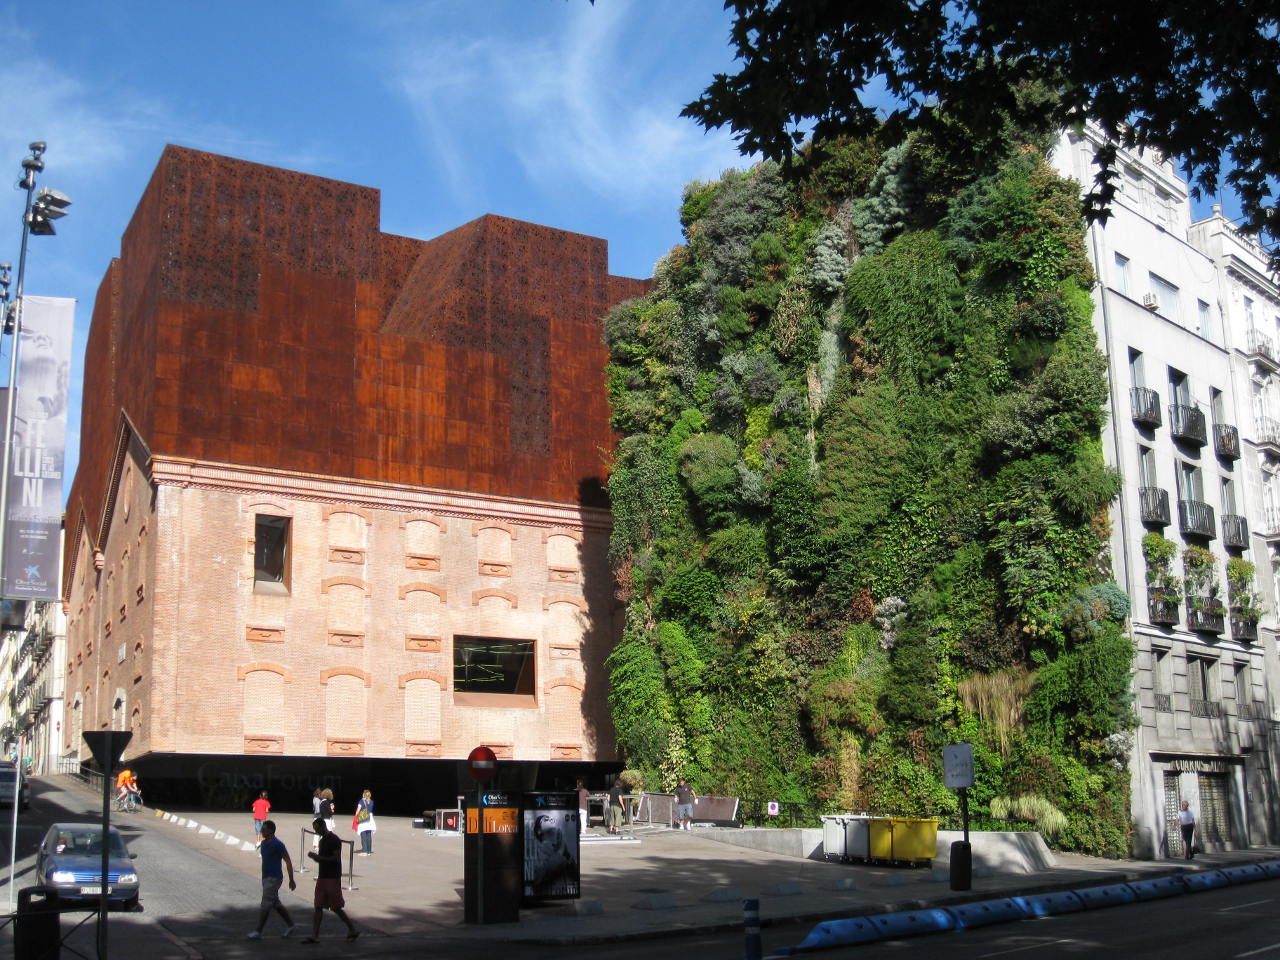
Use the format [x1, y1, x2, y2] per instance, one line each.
[0, 761, 30, 810]
[36, 822, 140, 910]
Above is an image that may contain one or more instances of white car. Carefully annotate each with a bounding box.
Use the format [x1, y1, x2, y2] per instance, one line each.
[0, 761, 31, 810]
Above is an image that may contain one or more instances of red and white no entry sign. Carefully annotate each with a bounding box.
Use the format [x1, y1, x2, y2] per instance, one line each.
[467, 745, 497, 782]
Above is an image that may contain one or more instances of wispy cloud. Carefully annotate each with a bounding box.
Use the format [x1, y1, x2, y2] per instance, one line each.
[379, 0, 744, 212]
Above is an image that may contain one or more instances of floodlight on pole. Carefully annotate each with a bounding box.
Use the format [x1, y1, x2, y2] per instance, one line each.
[2, 142, 69, 912]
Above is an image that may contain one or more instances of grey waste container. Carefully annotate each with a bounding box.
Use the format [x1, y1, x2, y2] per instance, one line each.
[15, 886, 60, 960]
[844, 815, 872, 860]
[821, 815, 849, 861]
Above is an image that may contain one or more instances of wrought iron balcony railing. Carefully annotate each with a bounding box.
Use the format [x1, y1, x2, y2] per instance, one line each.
[1186, 600, 1226, 634]
[1130, 387, 1162, 427]
[1231, 616, 1259, 643]
[1148, 596, 1180, 626]
[1178, 499, 1216, 540]
[1247, 328, 1280, 370]
[1214, 423, 1241, 460]
[1169, 403, 1208, 446]
[1222, 514, 1249, 549]
[1192, 698, 1224, 719]
[1138, 486, 1171, 526]
[1154, 693, 1173, 714]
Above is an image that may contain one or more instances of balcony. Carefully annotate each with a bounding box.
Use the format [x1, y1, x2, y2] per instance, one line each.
[1154, 693, 1173, 714]
[1192, 698, 1225, 719]
[1130, 387, 1162, 428]
[1214, 423, 1241, 460]
[1169, 403, 1208, 446]
[1148, 596, 1180, 626]
[1266, 505, 1280, 542]
[1247, 328, 1280, 373]
[1187, 600, 1226, 635]
[1258, 416, 1280, 456]
[1222, 514, 1250, 550]
[1240, 702, 1268, 721]
[1231, 616, 1259, 643]
[1138, 486, 1171, 526]
[1178, 499, 1217, 540]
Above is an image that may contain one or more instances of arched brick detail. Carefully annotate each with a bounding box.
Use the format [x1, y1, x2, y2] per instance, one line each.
[321, 666, 372, 687]
[237, 662, 293, 682]
[541, 527, 583, 544]
[401, 512, 448, 534]
[322, 504, 373, 524]
[543, 595, 586, 611]
[473, 588, 518, 608]
[398, 670, 449, 690]
[399, 582, 447, 602]
[471, 520, 518, 540]
[243, 498, 292, 516]
[320, 576, 371, 596]
[543, 677, 585, 694]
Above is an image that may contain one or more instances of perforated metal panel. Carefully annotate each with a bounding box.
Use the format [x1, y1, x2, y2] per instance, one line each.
[1198, 773, 1232, 845]
[1164, 771, 1184, 856]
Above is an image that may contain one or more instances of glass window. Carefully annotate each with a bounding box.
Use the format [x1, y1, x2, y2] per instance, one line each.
[1187, 656, 1212, 702]
[1114, 253, 1130, 296]
[1198, 300, 1213, 338]
[1169, 368, 1190, 406]
[1138, 445, 1157, 486]
[1222, 477, 1237, 514]
[254, 515, 291, 594]
[1178, 462, 1203, 502]
[453, 636, 535, 696]
[1150, 273, 1180, 320]
[1235, 662, 1252, 705]
[1129, 348, 1146, 388]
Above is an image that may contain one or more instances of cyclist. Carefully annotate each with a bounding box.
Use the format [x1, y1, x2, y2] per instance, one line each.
[115, 768, 140, 807]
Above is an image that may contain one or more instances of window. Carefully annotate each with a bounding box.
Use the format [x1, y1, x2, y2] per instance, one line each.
[253, 515, 291, 595]
[1138, 445, 1157, 486]
[1235, 662, 1253, 705]
[1198, 300, 1213, 339]
[1114, 253, 1131, 296]
[1169, 368, 1191, 407]
[1187, 655, 1213, 703]
[1221, 477, 1237, 515]
[1150, 273, 1181, 320]
[1244, 296, 1255, 328]
[453, 636, 535, 705]
[1178, 462, 1203, 503]
[1129, 348, 1146, 388]
[1211, 387, 1226, 424]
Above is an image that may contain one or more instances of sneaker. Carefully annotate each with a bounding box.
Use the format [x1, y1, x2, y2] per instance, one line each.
[283, 925, 299, 938]
[246, 931, 261, 940]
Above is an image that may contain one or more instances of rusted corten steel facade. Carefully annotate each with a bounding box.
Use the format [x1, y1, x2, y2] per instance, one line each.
[61, 146, 647, 798]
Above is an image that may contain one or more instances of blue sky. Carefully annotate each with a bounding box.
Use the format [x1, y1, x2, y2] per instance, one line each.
[0, 0, 747, 496]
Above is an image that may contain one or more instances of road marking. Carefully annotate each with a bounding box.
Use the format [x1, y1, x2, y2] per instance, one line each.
[1221, 899, 1274, 912]
[1237, 943, 1280, 958]
[980, 939, 1075, 957]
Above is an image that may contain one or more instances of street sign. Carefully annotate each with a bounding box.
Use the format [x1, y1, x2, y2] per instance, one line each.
[467, 745, 497, 783]
[943, 743, 975, 789]
[83, 730, 132, 775]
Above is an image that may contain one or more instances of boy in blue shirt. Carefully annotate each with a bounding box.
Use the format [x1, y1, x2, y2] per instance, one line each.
[247, 820, 298, 939]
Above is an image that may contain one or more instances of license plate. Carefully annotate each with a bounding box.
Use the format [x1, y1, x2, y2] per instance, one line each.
[79, 886, 110, 895]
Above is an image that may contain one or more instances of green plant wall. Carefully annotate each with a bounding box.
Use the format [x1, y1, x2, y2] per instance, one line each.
[603, 126, 1133, 856]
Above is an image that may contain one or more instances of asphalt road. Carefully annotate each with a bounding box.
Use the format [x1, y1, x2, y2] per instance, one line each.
[796, 877, 1280, 958]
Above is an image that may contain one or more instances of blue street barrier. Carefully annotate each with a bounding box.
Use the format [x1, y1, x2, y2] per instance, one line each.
[1074, 883, 1137, 909]
[1013, 890, 1085, 916]
[868, 909, 954, 939]
[1128, 875, 1187, 901]
[1259, 860, 1280, 879]
[788, 915, 880, 952]
[1220, 864, 1267, 885]
[946, 898, 1027, 929]
[1182, 870, 1230, 892]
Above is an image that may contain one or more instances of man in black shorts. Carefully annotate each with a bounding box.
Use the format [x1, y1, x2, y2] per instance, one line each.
[303, 818, 359, 942]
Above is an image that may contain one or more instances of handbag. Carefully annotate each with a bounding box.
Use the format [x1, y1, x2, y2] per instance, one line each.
[356, 806, 371, 824]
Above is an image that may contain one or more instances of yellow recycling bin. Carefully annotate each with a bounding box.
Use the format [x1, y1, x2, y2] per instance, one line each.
[868, 818, 895, 860]
[890, 816, 938, 864]
[867, 816, 938, 865]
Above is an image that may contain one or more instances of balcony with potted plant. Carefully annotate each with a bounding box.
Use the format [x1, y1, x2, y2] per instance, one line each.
[1227, 557, 1262, 643]
[1143, 533, 1181, 627]
[1183, 545, 1225, 635]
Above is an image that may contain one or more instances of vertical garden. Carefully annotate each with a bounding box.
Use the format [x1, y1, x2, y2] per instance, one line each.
[603, 121, 1135, 857]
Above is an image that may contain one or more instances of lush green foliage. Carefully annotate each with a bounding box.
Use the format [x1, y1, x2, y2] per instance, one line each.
[604, 125, 1131, 855]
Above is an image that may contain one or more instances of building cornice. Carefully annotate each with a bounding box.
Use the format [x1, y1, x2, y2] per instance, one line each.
[148, 455, 614, 533]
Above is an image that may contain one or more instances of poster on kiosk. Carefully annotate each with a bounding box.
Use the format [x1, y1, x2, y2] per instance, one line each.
[522, 791, 580, 901]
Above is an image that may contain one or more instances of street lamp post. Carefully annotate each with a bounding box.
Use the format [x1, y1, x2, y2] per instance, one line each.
[2, 141, 70, 913]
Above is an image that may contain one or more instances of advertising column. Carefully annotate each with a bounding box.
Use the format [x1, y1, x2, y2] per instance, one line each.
[2, 296, 73, 600]
[522, 791, 580, 903]
[464, 789, 521, 923]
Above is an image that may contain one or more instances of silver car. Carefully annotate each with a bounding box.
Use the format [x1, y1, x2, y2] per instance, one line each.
[36, 822, 140, 910]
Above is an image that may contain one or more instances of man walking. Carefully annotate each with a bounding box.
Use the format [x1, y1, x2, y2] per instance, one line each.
[675, 779, 697, 831]
[304, 817, 359, 942]
[247, 820, 298, 939]
[1178, 800, 1197, 860]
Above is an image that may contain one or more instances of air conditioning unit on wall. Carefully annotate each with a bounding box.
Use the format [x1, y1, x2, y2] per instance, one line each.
[1142, 293, 1160, 310]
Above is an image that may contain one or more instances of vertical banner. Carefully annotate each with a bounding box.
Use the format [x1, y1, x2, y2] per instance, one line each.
[3, 296, 74, 600]
[522, 791, 581, 900]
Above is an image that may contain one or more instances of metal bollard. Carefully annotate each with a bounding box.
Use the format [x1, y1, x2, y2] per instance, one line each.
[743, 897, 762, 960]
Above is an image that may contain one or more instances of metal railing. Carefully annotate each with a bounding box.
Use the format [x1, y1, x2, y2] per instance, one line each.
[1130, 387, 1162, 426]
[1215, 423, 1241, 460]
[1178, 499, 1216, 540]
[1248, 327, 1278, 364]
[1191, 698, 1224, 718]
[1257, 415, 1280, 448]
[1169, 403, 1208, 446]
[1154, 693, 1173, 713]
[1139, 486, 1170, 526]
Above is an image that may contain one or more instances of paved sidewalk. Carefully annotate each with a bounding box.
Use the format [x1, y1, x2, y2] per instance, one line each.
[48, 778, 1280, 959]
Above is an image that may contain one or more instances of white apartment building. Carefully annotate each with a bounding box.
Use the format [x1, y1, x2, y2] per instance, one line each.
[0, 597, 65, 775]
[1054, 130, 1280, 859]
